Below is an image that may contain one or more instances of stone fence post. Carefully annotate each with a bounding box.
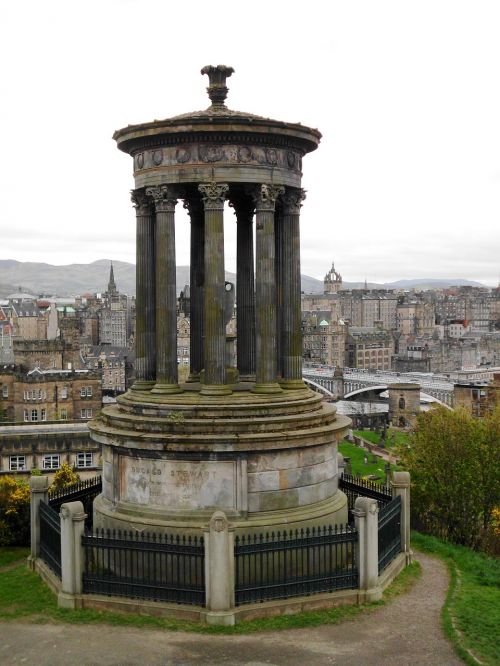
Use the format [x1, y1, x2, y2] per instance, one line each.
[28, 475, 49, 568]
[391, 471, 412, 563]
[353, 496, 381, 601]
[203, 511, 235, 625]
[58, 501, 86, 609]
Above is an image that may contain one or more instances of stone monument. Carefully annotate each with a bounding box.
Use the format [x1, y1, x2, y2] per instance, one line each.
[89, 65, 350, 535]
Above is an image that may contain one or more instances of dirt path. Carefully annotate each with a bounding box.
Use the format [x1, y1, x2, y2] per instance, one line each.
[0, 553, 462, 665]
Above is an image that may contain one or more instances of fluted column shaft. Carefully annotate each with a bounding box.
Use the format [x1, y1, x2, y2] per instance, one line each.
[275, 203, 284, 379]
[252, 184, 284, 394]
[198, 183, 231, 395]
[232, 197, 255, 379]
[147, 186, 182, 394]
[281, 188, 307, 388]
[184, 197, 205, 380]
[131, 189, 156, 390]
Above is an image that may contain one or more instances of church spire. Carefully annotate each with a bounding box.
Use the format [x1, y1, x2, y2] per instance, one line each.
[108, 261, 117, 295]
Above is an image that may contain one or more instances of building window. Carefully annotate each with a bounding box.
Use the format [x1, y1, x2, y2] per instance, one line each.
[9, 455, 26, 471]
[80, 386, 93, 397]
[1, 385, 8, 398]
[24, 409, 29, 422]
[61, 387, 68, 399]
[42, 454, 60, 470]
[76, 452, 93, 468]
[31, 409, 38, 422]
[80, 408, 93, 419]
[86, 386, 93, 397]
[41, 408, 46, 422]
[60, 408, 67, 420]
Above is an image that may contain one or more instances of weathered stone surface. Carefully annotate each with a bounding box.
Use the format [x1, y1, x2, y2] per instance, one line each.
[120, 458, 236, 511]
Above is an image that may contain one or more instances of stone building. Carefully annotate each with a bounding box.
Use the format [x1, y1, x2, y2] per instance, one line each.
[98, 263, 131, 348]
[10, 298, 47, 340]
[453, 374, 500, 417]
[388, 383, 420, 428]
[0, 422, 100, 478]
[83, 345, 135, 394]
[346, 326, 394, 370]
[396, 301, 435, 336]
[0, 367, 101, 423]
[302, 312, 347, 367]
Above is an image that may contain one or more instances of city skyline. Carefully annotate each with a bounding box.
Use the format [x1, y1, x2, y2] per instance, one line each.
[1, 1, 499, 285]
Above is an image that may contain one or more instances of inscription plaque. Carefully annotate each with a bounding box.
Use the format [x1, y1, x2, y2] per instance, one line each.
[120, 457, 236, 510]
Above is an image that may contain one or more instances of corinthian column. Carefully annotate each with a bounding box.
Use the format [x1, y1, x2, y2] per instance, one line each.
[280, 188, 306, 389]
[131, 189, 156, 390]
[252, 184, 284, 394]
[184, 197, 204, 381]
[230, 196, 255, 380]
[198, 182, 231, 396]
[146, 185, 182, 394]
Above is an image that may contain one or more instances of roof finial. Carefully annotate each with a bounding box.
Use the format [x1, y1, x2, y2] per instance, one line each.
[201, 65, 234, 109]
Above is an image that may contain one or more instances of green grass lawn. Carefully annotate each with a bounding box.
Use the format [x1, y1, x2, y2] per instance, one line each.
[413, 532, 500, 666]
[353, 429, 410, 449]
[338, 441, 396, 481]
[0, 547, 29, 568]
[0, 548, 420, 634]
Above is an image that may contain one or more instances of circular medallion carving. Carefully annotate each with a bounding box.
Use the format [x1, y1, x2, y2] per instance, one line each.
[287, 151, 296, 168]
[176, 147, 191, 163]
[152, 149, 163, 166]
[237, 146, 253, 163]
[199, 145, 224, 163]
[266, 148, 278, 165]
[136, 153, 144, 169]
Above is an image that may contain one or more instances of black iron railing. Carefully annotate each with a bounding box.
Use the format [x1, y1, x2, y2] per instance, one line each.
[234, 525, 358, 605]
[49, 475, 101, 531]
[82, 529, 205, 607]
[339, 473, 392, 521]
[378, 494, 402, 573]
[39, 499, 61, 578]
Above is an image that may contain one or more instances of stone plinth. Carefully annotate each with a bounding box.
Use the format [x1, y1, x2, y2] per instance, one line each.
[90, 385, 349, 535]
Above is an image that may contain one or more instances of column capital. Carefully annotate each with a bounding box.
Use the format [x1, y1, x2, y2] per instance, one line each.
[183, 197, 204, 218]
[281, 187, 306, 215]
[130, 188, 151, 215]
[228, 197, 255, 222]
[198, 182, 229, 209]
[146, 185, 177, 212]
[251, 184, 285, 212]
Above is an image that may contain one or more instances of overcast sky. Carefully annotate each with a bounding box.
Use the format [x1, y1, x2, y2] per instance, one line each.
[1, 0, 499, 285]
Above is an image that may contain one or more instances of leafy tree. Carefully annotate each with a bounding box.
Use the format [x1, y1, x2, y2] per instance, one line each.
[398, 407, 500, 549]
[50, 462, 79, 491]
[0, 476, 30, 546]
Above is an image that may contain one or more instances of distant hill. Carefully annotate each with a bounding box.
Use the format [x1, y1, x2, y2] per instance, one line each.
[0, 259, 488, 298]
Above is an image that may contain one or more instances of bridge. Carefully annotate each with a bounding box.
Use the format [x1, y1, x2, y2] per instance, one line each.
[303, 368, 455, 407]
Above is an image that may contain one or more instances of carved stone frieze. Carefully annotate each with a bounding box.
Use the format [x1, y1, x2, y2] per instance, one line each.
[132, 144, 301, 174]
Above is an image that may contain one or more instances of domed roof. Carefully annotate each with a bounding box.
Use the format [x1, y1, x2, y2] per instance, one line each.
[114, 65, 321, 156]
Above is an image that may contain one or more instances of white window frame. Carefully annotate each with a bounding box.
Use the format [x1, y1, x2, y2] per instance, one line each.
[86, 386, 93, 397]
[10, 455, 26, 471]
[80, 408, 93, 419]
[80, 387, 86, 397]
[76, 452, 93, 468]
[41, 408, 47, 422]
[60, 408, 68, 421]
[1, 385, 8, 398]
[31, 409, 38, 422]
[61, 387, 68, 399]
[42, 454, 60, 470]
[24, 409, 29, 422]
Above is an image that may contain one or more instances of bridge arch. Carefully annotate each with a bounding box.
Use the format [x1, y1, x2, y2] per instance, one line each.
[303, 377, 335, 398]
[343, 384, 452, 409]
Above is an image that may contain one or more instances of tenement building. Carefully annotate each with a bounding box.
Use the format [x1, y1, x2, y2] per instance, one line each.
[0, 367, 101, 423]
[89, 66, 350, 537]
